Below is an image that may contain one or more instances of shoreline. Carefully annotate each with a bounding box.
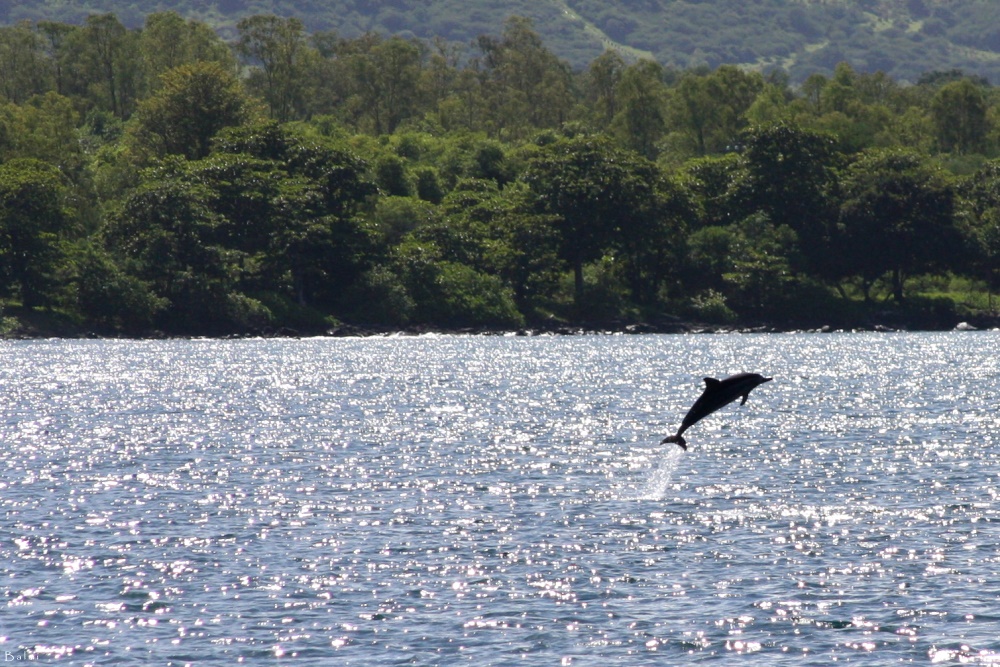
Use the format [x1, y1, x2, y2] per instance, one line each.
[5, 315, 997, 341]
[323, 317, 999, 338]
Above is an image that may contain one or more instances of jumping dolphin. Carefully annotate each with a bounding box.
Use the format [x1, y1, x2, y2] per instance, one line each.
[661, 372, 772, 450]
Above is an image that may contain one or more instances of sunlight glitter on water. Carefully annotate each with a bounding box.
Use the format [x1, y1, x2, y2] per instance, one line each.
[2, 333, 1000, 664]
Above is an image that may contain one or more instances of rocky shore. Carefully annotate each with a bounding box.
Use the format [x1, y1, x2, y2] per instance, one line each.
[321, 314, 1000, 338]
[4, 307, 1000, 340]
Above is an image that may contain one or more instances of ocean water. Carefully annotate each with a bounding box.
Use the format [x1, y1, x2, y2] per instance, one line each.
[1, 332, 999, 665]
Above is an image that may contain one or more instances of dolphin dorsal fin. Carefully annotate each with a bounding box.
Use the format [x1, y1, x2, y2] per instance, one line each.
[703, 377, 721, 387]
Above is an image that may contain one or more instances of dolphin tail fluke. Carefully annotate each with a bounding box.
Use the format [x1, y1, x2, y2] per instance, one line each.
[660, 434, 687, 450]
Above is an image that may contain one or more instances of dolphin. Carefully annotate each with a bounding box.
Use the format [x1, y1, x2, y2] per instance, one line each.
[661, 372, 772, 450]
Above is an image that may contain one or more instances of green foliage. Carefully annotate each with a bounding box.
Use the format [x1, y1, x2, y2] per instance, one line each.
[72, 242, 166, 332]
[2, 9, 1000, 334]
[96, 121, 377, 333]
[475, 17, 574, 140]
[203, 122, 379, 312]
[686, 225, 737, 294]
[336, 34, 425, 135]
[106, 174, 239, 332]
[666, 66, 764, 158]
[6, 0, 1000, 86]
[722, 213, 800, 318]
[76, 14, 139, 119]
[522, 134, 660, 312]
[427, 261, 524, 328]
[0, 158, 72, 308]
[139, 11, 236, 87]
[345, 266, 415, 326]
[610, 59, 667, 159]
[930, 79, 990, 155]
[689, 289, 736, 325]
[236, 15, 312, 123]
[391, 238, 523, 328]
[0, 93, 83, 175]
[129, 61, 251, 160]
[837, 148, 961, 302]
[957, 159, 1000, 299]
[732, 122, 839, 279]
[566, 257, 630, 323]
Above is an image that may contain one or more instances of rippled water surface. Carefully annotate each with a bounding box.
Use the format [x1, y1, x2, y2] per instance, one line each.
[3, 333, 1000, 665]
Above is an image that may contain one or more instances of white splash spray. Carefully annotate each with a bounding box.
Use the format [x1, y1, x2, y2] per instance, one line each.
[637, 446, 685, 500]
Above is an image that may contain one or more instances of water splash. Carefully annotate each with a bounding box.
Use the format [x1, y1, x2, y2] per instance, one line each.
[637, 445, 684, 500]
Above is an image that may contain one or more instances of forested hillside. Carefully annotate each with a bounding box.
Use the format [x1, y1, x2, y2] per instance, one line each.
[2, 1, 1000, 84]
[2, 12, 1000, 337]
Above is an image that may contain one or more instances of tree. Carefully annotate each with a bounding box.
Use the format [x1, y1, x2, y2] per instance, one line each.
[0, 93, 82, 174]
[139, 12, 195, 85]
[616, 172, 696, 308]
[686, 224, 736, 295]
[0, 158, 72, 308]
[130, 62, 251, 160]
[732, 123, 838, 281]
[667, 73, 722, 157]
[820, 62, 861, 115]
[611, 59, 667, 159]
[236, 15, 315, 122]
[419, 37, 462, 114]
[667, 65, 764, 156]
[77, 14, 140, 119]
[476, 16, 574, 138]
[722, 213, 799, 318]
[197, 122, 378, 309]
[585, 50, 626, 129]
[36, 21, 76, 97]
[342, 35, 425, 134]
[709, 66, 766, 146]
[73, 243, 166, 332]
[521, 135, 659, 312]
[931, 79, 989, 155]
[0, 22, 51, 104]
[957, 160, 1000, 307]
[139, 12, 236, 91]
[392, 237, 524, 328]
[744, 82, 794, 126]
[837, 149, 959, 302]
[106, 171, 268, 333]
[680, 153, 741, 228]
[431, 178, 560, 315]
[794, 63, 895, 153]
[437, 66, 486, 132]
[112, 121, 376, 330]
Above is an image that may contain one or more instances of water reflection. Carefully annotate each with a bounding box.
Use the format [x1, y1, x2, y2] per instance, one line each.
[1, 333, 999, 664]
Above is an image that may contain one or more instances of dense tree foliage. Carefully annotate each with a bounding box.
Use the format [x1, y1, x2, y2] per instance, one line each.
[0, 158, 71, 308]
[3, 11, 1000, 336]
[4, 1, 1000, 85]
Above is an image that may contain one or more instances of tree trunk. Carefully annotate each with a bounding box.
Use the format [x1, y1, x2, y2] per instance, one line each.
[574, 259, 584, 315]
[892, 267, 904, 302]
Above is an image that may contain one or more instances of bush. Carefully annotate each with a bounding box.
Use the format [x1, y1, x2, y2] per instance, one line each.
[224, 292, 273, 331]
[576, 258, 631, 322]
[689, 289, 736, 324]
[420, 262, 525, 328]
[253, 292, 333, 332]
[346, 266, 415, 326]
[74, 246, 167, 332]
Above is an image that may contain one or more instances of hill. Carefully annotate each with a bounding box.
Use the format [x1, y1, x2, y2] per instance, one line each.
[2, 0, 1000, 82]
